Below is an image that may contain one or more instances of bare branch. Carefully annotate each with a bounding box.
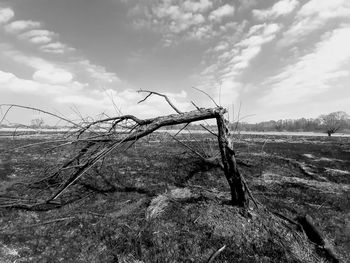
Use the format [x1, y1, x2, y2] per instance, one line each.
[200, 124, 218, 138]
[49, 108, 224, 200]
[137, 90, 182, 114]
[169, 134, 206, 160]
[192, 87, 219, 107]
[0, 104, 80, 127]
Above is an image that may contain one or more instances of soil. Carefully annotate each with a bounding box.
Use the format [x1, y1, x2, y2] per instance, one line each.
[0, 133, 349, 262]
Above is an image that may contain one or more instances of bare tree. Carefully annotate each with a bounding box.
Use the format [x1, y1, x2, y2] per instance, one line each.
[319, 111, 349, 136]
[0, 91, 251, 208]
[30, 118, 44, 129]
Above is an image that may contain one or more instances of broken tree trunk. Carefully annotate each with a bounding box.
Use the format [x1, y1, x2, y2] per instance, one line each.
[216, 111, 249, 207]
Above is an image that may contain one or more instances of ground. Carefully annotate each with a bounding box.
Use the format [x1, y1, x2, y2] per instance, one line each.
[0, 132, 349, 262]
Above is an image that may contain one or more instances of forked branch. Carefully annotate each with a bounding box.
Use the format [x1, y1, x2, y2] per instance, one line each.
[137, 89, 182, 114]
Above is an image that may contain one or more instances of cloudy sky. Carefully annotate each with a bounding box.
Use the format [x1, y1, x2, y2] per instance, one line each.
[0, 0, 349, 125]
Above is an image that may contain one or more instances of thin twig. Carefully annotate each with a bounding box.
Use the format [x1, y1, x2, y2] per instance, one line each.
[207, 245, 226, 263]
[200, 124, 218, 137]
[169, 134, 206, 160]
[192, 87, 219, 107]
[137, 90, 182, 114]
[0, 104, 79, 127]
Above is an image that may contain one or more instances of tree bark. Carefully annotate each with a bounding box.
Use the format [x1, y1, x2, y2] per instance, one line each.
[216, 112, 249, 207]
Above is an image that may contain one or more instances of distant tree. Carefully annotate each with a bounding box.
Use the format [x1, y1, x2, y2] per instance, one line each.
[275, 120, 283, 131]
[318, 111, 349, 136]
[30, 118, 44, 129]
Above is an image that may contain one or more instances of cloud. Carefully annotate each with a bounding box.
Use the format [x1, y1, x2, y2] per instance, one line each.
[77, 60, 121, 83]
[125, 1, 238, 45]
[183, 0, 212, 13]
[0, 69, 82, 95]
[151, 2, 206, 36]
[55, 88, 191, 119]
[4, 20, 41, 33]
[237, 0, 257, 11]
[260, 26, 350, 105]
[4, 49, 63, 70]
[2, 49, 72, 86]
[220, 23, 281, 77]
[39, 42, 74, 54]
[1, 8, 75, 55]
[215, 80, 240, 106]
[194, 22, 281, 108]
[252, 0, 299, 20]
[238, 24, 281, 47]
[209, 4, 235, 22]
[0, 70, 40, 93]
[1, 66, 190, 121]
[3, 45, 121, 87]
[0, 7, 14, 24]
[33, 69, 74, 84]
[279, 0, 350, 46]
[19, 29, 56, 44]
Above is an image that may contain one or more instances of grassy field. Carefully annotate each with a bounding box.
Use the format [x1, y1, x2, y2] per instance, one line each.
[0, 133, 349, 262]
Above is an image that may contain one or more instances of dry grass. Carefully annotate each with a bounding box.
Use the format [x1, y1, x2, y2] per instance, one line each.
[0, 134, 349, 262]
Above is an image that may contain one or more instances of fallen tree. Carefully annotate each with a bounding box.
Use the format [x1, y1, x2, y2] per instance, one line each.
[0, 90, 249, 207]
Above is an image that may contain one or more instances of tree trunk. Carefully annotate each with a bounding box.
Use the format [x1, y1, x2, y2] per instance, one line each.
[216, 112, 249, 207]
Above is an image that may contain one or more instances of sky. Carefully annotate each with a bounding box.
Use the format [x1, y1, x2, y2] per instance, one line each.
[0, 0, 349, 125]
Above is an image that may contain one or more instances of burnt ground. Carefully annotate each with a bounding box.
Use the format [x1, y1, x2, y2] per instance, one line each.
[0, 133, 349, 262]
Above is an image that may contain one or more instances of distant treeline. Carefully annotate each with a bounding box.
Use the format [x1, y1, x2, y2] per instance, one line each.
[1, 111, 349, 134]
[165, 111, 350, 134]
[231, 118, 350, 133]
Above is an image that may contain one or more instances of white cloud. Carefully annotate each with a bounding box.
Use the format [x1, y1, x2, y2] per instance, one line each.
[4, 20, 41, 33]
[77, 60, 121, 83]
[195, 22, 281, 107]
[2, 48, 75, 85]
[261, 26, 350, 105]
[237, 24, 281, 47]
[209, 4, 235, 22]
[216, 80, 240, 106]
[0, 70, 40, 93]
[0, 7, 14, 24]
[3, 46, 120, 87]
[152, 3, 206, 35]
[4, 49, 62, 70]
[298, 0, 350, 18]
[19, 29, 56, 44]
[0, 69, 82, 95]
[1, 9, 74, 54]
[238, 0, 257, 11]
[55, 88, 191, 118]
[33, 69, 74, 84]
[279, 0, 350, 46]
[222, 23, 281, 76]
[183, 0, 212, 13]
[253, 0, 299, 20]
[187, 24, 215, 41]
[39, 42, 73, 54]
[125, 1, 238, 45]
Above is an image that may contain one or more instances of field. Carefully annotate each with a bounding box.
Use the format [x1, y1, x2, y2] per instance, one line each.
[0, 132, 349, 262]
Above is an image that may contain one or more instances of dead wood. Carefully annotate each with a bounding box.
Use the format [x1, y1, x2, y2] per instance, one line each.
[137, 89, 182, 114]
[216, 111, 249, 207]
[2, 91, 254, 210]
[296, 214, 340, 263]
[207, 245, 226, 263]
